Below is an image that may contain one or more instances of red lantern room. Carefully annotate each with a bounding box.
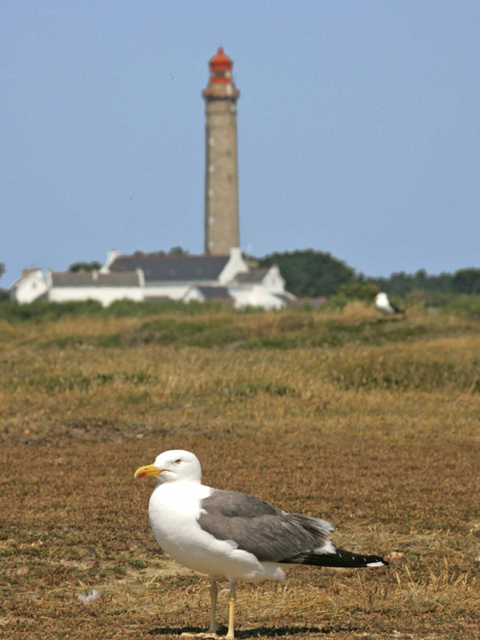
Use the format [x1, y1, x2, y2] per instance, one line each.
[202, 47, 240, 99]
[209, 47, 232, 82]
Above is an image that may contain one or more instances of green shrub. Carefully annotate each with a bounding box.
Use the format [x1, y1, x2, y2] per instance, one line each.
[408, 291, 480, 317]
[321, 293, 349, 310]
[442, 294, 480, 317]
[339, 281, 380, 301]
[0, 300, 103, 322]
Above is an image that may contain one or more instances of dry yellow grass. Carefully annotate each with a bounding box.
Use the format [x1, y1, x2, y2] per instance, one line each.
[1, 307, 480, 639]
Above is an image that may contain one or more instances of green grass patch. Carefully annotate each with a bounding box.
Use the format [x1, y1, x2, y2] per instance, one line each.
[98, 317, 251, 348]
[32, 312, 479, 352]
[329, 357, 480, 391]
[0, 298, 232, 323]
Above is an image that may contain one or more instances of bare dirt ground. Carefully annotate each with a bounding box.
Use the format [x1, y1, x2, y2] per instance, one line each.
[1, 307, 480, 639]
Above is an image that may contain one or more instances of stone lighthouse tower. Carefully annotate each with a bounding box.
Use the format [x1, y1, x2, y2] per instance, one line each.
[202, 47, 240, 255]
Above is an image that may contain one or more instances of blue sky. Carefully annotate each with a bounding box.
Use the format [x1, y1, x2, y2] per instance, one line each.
[1, 1, 479, 284]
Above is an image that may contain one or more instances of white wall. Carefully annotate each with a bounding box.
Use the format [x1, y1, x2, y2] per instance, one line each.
[11, 270, 48, 303]
[48, 287, 143, 307]
[263, 266, 286, 294]
[218, 247, 249, 285]
[228, 285, 286, 310]
[100, 249, 120, 273]
[143, 285, 190, 300]
[182, 287, 204, 303]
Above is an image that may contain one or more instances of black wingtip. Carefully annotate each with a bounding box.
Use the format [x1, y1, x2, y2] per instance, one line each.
[282, 548, 389, 569]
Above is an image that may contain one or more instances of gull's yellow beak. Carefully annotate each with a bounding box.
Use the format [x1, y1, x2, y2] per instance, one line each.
[134, 463, 163, 479]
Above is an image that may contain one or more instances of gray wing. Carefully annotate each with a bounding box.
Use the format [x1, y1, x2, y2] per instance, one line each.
[198, 489, 333, 563]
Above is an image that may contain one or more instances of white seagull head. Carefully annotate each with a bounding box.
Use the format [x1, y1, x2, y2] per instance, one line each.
[134, 449, 202, 484]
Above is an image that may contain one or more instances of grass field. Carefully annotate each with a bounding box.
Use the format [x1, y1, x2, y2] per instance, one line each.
[1, 303, 480, 639]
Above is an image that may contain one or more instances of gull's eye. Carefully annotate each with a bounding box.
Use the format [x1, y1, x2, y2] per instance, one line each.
[174, 459, 181, 464]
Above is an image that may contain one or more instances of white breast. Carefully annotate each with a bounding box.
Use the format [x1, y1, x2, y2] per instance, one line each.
[148, 481, 284, 582]
[148, 481, 211, 554]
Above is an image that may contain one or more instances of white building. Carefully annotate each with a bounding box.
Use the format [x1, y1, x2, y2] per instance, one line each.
[105, 247, 248, 301]
[183, 285, 233, 304]
[10, 248, 295, 309]
[10, 269, 48, 303]
[47, 270, 144, 306]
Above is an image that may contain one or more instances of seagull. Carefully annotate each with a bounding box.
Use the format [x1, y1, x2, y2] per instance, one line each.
[374, 292, 405, 316]
[134, 449, 388, 639]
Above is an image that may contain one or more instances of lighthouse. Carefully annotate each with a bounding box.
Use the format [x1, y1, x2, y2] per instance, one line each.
[202, 47, 240, 255]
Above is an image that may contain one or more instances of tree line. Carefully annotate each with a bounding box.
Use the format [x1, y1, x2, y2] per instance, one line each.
[2, 252, 480, 301]
[255, 250, 480, 298]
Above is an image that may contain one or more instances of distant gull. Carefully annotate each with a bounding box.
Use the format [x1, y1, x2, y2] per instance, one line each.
[135, 449, 388, 639]
[375, 292, 405, 316]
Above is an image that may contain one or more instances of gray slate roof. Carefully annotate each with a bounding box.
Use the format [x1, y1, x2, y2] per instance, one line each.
[51, 272, 141, 288]
[232, 269, 268, 285]
[195, 286, 233, 300]
[110, 255, 229, 283]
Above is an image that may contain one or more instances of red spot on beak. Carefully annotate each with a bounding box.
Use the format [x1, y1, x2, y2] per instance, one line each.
[138, 472, 147, 478]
